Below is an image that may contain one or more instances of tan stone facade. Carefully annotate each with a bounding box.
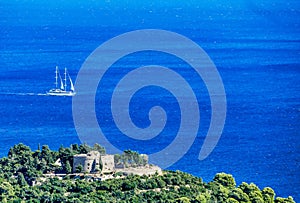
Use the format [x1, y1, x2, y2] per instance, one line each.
[100, 155, 115, 174]
[73, 151, 115, 174]
[73, 151, 101, 173]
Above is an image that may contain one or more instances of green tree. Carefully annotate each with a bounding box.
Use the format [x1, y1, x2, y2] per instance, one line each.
[275, 196, 295, 203]
[262, 187, 275, 203]
[93, 143, 106, 154]
[229, 188, 250, 203]
[8, 143, 32, 167]
[41, 145, 53, 164]
[76, 164, 83, 173]
[114, 154, 121, 164]
[71, 144, 80, 153]
[79, 143, 92, 154]
[194, 194, 207, 203]
[65, 160, 72, 174]
[175, 197, 191, 203]
[8, 143, 31, 158]
[58, 146, 74, 169]
[227, 197, 239, 203]
[0, 181, 15, 197]
[213, 173, 236, 188]
[239, 182, 264, 203]
[17, 172, 27, 187]
[122, 180, 136, 191]
[251, 196, 264, 203]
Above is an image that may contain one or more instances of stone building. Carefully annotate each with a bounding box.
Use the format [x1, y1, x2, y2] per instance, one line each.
[73, 151, 115, 174]
[73, 151, 101, 173]
[100, 155, 115, 174]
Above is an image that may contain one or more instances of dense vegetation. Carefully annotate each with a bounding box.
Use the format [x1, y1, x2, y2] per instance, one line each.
[115, 149, 148, 167]
[0, 143, 295, 203]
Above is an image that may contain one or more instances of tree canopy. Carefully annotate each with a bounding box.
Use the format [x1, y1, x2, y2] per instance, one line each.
[0, 143, 295, 203]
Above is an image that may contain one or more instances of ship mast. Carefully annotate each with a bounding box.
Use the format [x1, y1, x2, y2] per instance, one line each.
[55, 66, 58, 89]
[64, 67, 67, 91]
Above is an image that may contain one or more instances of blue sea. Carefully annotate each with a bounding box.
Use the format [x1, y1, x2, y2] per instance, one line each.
[0, 0, 299, 201]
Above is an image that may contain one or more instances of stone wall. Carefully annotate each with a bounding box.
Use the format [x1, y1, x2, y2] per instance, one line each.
[100, 154, 115, 174]
[73, 151, 101, 173]
[73, 154, 87, 173]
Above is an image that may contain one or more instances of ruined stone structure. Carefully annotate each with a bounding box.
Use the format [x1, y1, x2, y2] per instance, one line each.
[100, 155, 115, 174]
[73, 151, 115, 174]
[140, 154, 148, 165]
[73, 151, 101, 173]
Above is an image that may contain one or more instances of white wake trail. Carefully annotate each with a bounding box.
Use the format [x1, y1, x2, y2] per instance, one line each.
[0, 92, 48, 96]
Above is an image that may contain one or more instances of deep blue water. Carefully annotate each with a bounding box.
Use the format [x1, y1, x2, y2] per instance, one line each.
[0, 0, 299, 201]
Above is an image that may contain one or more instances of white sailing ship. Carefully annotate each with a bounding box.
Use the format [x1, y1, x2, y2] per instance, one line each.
[47, 66, 76, 96]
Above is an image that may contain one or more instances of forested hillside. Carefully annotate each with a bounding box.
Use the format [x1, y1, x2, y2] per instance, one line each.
[0, 143, 295, 203]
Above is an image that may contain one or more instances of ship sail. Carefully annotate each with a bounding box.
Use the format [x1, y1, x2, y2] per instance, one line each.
[67, 71, 75, 91]
[59, 74, 64, 90]
[70, 78, 75, 91]
[55, 66, 64, 90]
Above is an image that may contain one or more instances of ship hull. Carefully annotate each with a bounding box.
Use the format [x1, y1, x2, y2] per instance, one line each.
[47, 89, 76, 96]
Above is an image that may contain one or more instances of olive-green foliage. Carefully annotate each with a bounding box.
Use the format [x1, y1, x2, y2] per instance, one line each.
[65, 160, 72, 174]
[275, 196, 295, 203]
[262, 187, 275, 203]
[114, 149, 148, 167]
[75, 164, 83, 173]
[0, 143, 296, 203]
[213, 172, 236, 188]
